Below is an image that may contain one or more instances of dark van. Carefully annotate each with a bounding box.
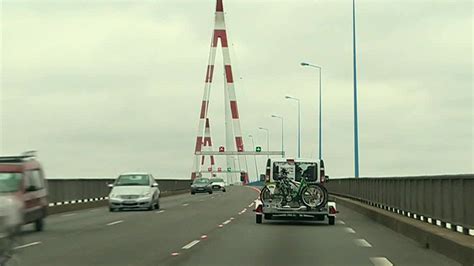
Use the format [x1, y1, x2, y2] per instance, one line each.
[0, 151, 48, 231]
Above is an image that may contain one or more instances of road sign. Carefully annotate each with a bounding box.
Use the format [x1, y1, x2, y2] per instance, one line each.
[195, 151, 283, 156]
[256, 146, 262, 152]
[227, 167, 231, 172]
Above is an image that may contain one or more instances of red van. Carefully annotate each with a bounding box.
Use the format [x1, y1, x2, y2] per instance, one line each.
[0, 151, 48, 231]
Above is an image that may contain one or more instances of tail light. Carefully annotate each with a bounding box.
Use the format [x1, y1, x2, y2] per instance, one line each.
[255, 204, 263, 213]
[329, 206, 337, 214]
[320, 160, 325, 183]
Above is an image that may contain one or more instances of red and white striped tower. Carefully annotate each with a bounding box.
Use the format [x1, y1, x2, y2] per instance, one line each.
[200, 118, 215, 174]
[191, 0, 249, 184]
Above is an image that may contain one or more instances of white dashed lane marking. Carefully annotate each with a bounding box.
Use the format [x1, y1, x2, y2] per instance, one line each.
[182, 203, 189, 207]
[14, 242, 41, 250]
[222, 219, 231, 225]
[182, 240, 200, 250]
[344, 227, 356, 233]
[156, 210, 165, 214]
[370, 257, 393, 266]
[354, 239, 372, 247]
[248, 202, 254, 207]
[106, 220, 123, 226]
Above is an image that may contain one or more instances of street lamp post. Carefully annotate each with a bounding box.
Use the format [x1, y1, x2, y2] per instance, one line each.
[271, 114, 284, 158]
[248, 135, 259, 180]
[285, 96, 301, 158]
[352, 0, 360, 178]
[301, 62, 322, 161]
[258, 127, 270, 160]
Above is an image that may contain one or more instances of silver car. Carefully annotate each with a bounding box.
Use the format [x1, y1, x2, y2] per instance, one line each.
[108, 173, 160, 212]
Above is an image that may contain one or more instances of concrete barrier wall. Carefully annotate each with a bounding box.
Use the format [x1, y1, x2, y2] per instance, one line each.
[326, 174, 474, 235]
[46, 178, 190, 204]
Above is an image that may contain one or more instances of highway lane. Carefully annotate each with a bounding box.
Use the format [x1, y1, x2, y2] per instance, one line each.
[13, 186, 258, 266]
[12, 186, 460, 266]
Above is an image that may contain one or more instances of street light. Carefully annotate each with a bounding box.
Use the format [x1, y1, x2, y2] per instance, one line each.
[301, 62, 322, 161]
[258, 127, 270, 160]
[352, 0, 360, 178]
[271, 114, 284, 158]
[248, 135, 259, 181]
[285, 95, 301, 158]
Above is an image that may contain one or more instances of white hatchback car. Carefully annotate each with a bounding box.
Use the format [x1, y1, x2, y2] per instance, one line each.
[210, 178, 226, 192]
[108, 173, 160, 212]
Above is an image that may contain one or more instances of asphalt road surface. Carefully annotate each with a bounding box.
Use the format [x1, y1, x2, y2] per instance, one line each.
[11, 186, 459, 266]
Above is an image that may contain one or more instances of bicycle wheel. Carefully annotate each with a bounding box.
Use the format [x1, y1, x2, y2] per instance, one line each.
[260, 186, 283, 205]
[301, 183, 328, 209]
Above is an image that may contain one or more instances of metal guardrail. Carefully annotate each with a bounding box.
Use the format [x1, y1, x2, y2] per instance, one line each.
[326, 174, 474, 235]
[46, 178, 191, 204]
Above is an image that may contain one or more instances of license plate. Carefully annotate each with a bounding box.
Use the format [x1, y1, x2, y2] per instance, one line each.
[124, 201, 136, 204]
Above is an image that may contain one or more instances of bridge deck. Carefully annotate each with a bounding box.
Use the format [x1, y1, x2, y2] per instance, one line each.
[14, 186, 459, 266]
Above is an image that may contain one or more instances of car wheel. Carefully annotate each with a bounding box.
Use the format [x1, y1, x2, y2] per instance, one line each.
[208, 191, 213, 194]
[256, 214, 262, 224]
[34, 219, 44, 232]
[223, 188, 226, 192]
[109, 207, 115, 212]
[191, 191, 195, 195]
[328, 216, 335, 225]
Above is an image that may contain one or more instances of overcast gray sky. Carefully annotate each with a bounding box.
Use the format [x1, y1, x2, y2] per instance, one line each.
[1, 0, 472, 179]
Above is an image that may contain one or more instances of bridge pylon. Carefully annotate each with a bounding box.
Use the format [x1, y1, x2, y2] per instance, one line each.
[191, 0, 249, 184]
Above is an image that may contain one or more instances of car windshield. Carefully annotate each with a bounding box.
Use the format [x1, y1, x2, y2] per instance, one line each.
[193, 178, 209, 184]
[115, 175, 150, 186]
[210, 178, 224, 183]
[0, 173, 22, 193]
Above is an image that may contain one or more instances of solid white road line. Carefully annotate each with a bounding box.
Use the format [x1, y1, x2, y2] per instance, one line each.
[344, 227, 356, 233]
[106, 220, 123, 226]
[61, 213, 76, 217]
[222, 219, 231, 225]
[156, 210, 165, 214]
[182, 240, 200, 250]
[14, 242, 41, 250]
[354, 239, 372, 247]
[370, 257, 393, 266]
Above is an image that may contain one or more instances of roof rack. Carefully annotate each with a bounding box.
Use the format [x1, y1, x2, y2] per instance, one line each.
[0, 151, 38, 163]
[21, 150, 37, 158]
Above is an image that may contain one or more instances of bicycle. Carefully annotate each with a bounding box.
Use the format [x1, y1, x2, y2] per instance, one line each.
[260, 169, 328, 209]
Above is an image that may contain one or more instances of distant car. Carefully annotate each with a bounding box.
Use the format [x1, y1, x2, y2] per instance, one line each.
[0, 151, 48, 232]
[108, 173, 160, 212]
[210, 178, 226, 192]
[190, 178, 212, 195]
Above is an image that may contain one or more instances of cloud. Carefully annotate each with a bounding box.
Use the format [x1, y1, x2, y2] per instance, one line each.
[1, 0, 472, 179]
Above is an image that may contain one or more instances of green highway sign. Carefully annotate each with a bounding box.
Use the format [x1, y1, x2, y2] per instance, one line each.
[256, 146, 262, 152]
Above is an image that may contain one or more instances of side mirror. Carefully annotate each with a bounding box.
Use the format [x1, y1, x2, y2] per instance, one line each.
[107, 183, 114, 188]
[152, 183, 159, 187]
